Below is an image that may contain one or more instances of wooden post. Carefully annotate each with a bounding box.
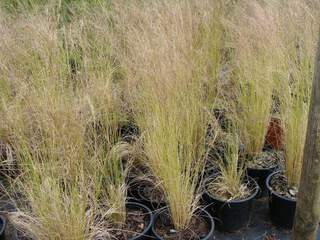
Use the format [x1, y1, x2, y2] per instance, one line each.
[292, 33, 320, 240]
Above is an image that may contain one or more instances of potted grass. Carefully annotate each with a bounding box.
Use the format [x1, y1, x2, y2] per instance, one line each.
[4, 91, 153, 240]
[139, 97, 214, 239]
[98, 143, 153, 240]
[0, 8, 154, 239]
[203, 131, 259, 232]
[124, 142, 166, 211]
[84, 87, 154, 239]
[115, 0, 228, 238]
[69, 13, 154, 238]
[235, 38, 279, 193]
[134, 73, 214, 239]
[266, 77, 310, 229]
[265, 5, 315, 225]
[5, 90, 153, 240]
[127, 175, 166, 211]
[237, 78, 279, 192]
[228, 4, 299, 193]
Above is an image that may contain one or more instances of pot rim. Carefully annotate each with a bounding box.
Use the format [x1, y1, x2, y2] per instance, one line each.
[0, 215, 5, 235]
[247, 164, 278, 171]
[204, 176, 260, 204]
[246, 150, 281, 171]
[137, 182, 166, 205]
[152, 207, 214, 240]
[266, 171, 297, 203]
[126, 201, 153, 240]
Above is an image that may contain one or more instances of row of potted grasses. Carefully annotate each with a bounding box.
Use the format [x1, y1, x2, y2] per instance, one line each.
[0, 0, 317, 239]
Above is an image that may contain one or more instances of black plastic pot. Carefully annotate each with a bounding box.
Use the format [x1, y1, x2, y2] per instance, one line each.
[136, 184, 166, 211]
[266, 171, 296, 229]
[152, 207, 215, 240]
[0, 215, 6, 240]
[247, 165, 277, 196]
[127, 180, 140, 200]
[126, 202, 154, 240]
[128, 180, 166, 211]
[126, 165, 150, 199]
[127, 176, 145, 200]
[203, 177, 259, 232]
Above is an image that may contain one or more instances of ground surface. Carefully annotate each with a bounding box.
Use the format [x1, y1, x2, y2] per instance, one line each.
[0, 191, 320, 239]
[213, 197, 320, 240]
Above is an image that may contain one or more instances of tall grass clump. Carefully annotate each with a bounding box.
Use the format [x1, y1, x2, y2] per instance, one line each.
[0, 5, 129, 238]
[271, 0, 319, 189]
[0, 0, 111, 26]
[281, 80, 310, 189]
[0, 13, 88, 239]
[208, 130, 249, 201]
[115, 0, 220, 230]
[66, 8, 130, 224]
[231, 2, 276, 158]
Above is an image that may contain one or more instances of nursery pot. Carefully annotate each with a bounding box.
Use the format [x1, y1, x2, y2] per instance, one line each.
[265, 117, 284, 151]
[126, 202, 153, 240]
[203, 177, 259, 232]
[136, 183, 166, 211]
[127, 180, 166, 211]
[0, 215, 6, 240]
[127, 180, 140, 200]
[152, 207, 215, 240]
[266, 171, 296, 229]
[127, 177, 146, 200]
[126, 165, 150, 199]
[247, 165, 277, 195]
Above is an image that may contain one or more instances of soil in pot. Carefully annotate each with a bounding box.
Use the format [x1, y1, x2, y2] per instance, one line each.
[111, 202, 153, 240]
[203, 176, 259, 232]
[246, 151, 282, 194]
[268, 173, 298, 200]
[152, 208, 214, 240]
[266, 171, 297, 229]
[246, 151, 281, 170]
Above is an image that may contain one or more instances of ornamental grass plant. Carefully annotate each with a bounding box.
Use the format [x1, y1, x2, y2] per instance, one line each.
[230, 1, 276, 159]
[207, 130, 250, 201]
[0, 5, 130, 239]
[115, 0, 223, 230]
[0, 0, 319, 238]
[272, 0, 318, 189]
